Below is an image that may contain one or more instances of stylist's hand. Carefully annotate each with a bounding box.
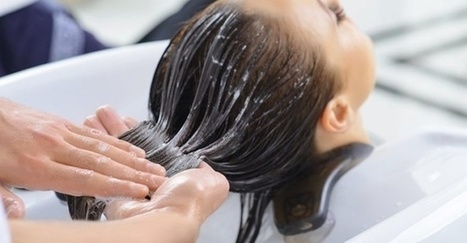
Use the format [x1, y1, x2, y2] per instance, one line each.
[86, 106, 229, 225]
[0, 98, 166, 218]
[105, 162, 229, 225]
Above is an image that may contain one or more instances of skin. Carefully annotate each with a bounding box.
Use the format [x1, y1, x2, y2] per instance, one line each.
[7, 105, 230, 243]
[239, 0, 376, 152]
[10, 162, 229, 243]
[0, 98, 166, 218]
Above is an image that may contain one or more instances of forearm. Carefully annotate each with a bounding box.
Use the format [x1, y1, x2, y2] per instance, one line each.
[9, 211, 199, 243]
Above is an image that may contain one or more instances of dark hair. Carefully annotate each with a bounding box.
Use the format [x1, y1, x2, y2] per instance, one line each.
[66, 2, 340, 242]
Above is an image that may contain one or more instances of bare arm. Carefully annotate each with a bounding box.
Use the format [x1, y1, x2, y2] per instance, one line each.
[10, 211, 198, 243]
[9, 162, 229, 243]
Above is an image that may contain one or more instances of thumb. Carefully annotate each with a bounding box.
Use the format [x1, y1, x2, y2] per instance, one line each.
[104, 199, 148, 220]
[105, 163, 229, 222]
[151, 163, 229, 223]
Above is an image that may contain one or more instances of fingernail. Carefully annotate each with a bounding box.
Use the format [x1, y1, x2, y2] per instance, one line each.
[130, 145, 146, 158]
[146, 162, 166, 175]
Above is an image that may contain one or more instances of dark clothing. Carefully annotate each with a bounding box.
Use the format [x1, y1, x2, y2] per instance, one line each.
[0, 0, 215, 77]
[0, 1, 108, 77]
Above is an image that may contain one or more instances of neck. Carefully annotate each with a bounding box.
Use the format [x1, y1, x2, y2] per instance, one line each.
[314, 116, 370, 153]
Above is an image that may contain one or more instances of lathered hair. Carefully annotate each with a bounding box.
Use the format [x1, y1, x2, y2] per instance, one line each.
[66, 2, 340, 242]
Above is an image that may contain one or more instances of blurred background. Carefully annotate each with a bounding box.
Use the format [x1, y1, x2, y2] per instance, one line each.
[8, 0, 467, 141]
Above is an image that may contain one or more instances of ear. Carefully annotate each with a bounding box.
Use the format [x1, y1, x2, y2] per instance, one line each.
[319, 96, 355, 133]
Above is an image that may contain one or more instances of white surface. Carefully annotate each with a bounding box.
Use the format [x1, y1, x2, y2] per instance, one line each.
[0, 40, 169, 123]
[336, 127, 467, 242]
[0, 200, 10, 243]
[3, 39, 467, 242]
[60, 0, 189, 45]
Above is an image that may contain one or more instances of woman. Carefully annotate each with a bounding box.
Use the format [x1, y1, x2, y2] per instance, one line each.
[68, 0, 376, 242]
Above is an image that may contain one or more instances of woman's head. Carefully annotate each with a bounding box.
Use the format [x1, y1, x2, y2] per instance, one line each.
[241, 0, 376, 152]
[66, 0, 375, 241]
[241, 0, 376, 104]
[147, 0, 375, 190]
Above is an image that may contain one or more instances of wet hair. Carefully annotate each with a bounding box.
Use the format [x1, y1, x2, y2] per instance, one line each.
[66, 2, 341, 242]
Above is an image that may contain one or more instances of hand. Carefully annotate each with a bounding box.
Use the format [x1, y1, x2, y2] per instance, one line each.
[0, 98, 166, 218]
[87, 107, 229, 223]
[105, 162, 229, 224]
[8, 163, 229, 243]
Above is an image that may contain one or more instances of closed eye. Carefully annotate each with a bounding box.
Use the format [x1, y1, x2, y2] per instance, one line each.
[329, 4, 346, 22]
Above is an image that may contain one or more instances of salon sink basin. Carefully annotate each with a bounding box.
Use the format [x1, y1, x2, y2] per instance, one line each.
[2, 41, 467, 242]
[13, 190, 69, 221]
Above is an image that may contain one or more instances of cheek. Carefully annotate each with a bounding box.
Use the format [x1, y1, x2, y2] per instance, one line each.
[340, 31, 376, 105]
[360, 35, 376, 84]
[357, 36, 376, 93]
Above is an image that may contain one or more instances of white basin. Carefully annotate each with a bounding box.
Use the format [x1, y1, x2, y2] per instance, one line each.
[1, 41, 467, 242]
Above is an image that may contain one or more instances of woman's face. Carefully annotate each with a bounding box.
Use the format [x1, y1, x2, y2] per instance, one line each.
[239, 0, 376, 109]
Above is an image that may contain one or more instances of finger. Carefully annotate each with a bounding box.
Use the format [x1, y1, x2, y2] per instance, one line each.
[95, 105, 131, 137]
[65, 122, 147, 158]
[123, 117, 139, 129]
[0, 184, 25, 219]
[63, 133, 165, 176]
[55, 144, 166, 190]
[83, 115, 107, 133]
[33, 161, 151, 198]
